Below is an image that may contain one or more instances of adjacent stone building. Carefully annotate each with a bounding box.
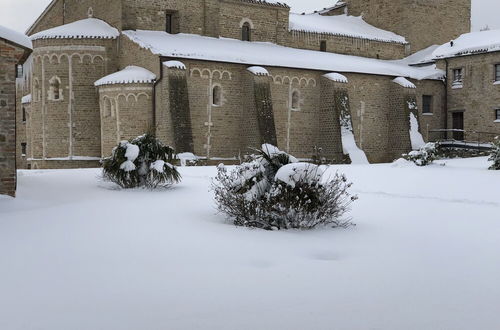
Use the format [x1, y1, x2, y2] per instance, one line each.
[17, 0, 475, 169]
[0, 26, 32, 197]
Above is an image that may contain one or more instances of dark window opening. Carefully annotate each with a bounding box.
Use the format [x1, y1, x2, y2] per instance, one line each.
[212, 85, 222, 106]
[496, 109, 500, 121]
[422, 95, 433, 113]
[242, 22, 251, 41]
[320, 40, 327, 52]
[495, 64, 500, 82]
[22, 107, 26, 122]
[291, 90, 300, 110]
[166, 13, 173, 33]
[21, 143, 27, 156]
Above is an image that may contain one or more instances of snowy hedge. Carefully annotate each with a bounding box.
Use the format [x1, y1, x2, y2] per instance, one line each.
[213, 144, 356, 230]
[102, 134, 181, 189]
[403, 142, 438, 166]
[489, 137, 500, 170]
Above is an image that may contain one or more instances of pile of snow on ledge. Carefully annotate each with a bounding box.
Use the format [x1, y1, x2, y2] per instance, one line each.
[0, 25, 32, 49]
[31, 18, 119, 41]
[21, 94, 32, 104]
[95, 66, 156, 86]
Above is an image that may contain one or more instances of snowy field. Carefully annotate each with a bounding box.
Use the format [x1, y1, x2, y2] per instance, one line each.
[1, 157, 499, 330]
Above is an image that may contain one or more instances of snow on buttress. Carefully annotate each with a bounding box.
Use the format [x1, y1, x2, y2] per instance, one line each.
[433, 28, 500, 59]
[409, 113, 425, 150]
[247, 66, 270, 76]
[21, 94, 32, 104]
[393, 77, 416, 89]
[164, 60, 186, 70]
[323, 72, 348, 83]
[94, 66, 156, 86]
[123, 30, 443, 81]
[30, 18, 119, 41]
[289, 14, 407, 44]
[0, 25, 32, 49]
[341, 127, 369, 164]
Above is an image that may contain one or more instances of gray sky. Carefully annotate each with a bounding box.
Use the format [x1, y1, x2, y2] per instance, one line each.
[0, 0, 497, 33]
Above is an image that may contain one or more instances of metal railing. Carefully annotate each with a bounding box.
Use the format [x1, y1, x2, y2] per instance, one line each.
[427, 129, 498, 150]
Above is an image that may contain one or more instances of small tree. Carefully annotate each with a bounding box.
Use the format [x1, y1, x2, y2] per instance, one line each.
[489, 137, 500, 170]
[102, 134, 181, 189]
[213, 145, 356, 230]
[404, 142, 438, 166]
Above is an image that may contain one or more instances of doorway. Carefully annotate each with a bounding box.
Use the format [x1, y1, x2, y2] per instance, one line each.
[452, 112, 464, 140]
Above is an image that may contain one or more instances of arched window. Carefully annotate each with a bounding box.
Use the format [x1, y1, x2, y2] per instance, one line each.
[49, 76, 62, 101]
[242, 22, 251, 41]
[291, 90, 300, 110]
[212, 85, 222, 106]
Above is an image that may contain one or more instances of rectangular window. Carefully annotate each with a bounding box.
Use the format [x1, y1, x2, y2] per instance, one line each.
[166, 13, 173, 33]
[320, 40, 327, 52]
[422, 95, 433, 113]
[21, 143, 27, 156]
[22, 107, 26, 122]
[452, 68, 463, 86]
[495, 64, 500, 82]
[496, 109, 500, 121]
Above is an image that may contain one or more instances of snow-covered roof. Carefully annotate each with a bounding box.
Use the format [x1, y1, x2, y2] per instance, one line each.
[392, 77, 416, 89]
[0, 25, 32, 49]
[400, 45, 440, 66]
[123, 30, 442, 81]
[323, 73, 348, 83]
[21, 94, 32, 104]
[31, 18, 119, 41]
[289, 14, 407, 44]
[247, 66, 270, 76]
[433, 29, 500, 59]
[94, 66, 156, 87]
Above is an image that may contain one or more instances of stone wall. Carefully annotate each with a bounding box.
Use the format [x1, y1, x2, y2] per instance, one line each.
[286, 31, 408, 60]
[28, 38, 118, 169]
[440, 53, 500, 140]
[344, 0, 471, 53]
[0, 39, 28, 197]
[98, 83, 154, 157]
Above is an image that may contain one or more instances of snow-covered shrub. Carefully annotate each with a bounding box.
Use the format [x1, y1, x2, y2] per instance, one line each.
[213, 144, 356, 230]
[102, 134, 181, 189]
[403, 142, 438, 166]
[489, 137, 500, 170]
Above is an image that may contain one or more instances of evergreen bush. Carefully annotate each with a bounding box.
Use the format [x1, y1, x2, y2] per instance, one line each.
[102, 134, 181, 189]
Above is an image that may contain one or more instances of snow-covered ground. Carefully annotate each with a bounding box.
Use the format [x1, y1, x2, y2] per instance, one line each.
[1, 157, 499, 330]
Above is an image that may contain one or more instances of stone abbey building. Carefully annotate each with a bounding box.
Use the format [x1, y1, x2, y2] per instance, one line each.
[16, 0, 483, 169]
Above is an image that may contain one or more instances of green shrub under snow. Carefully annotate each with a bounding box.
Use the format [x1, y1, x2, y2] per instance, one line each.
[213, 144, 356, 230]
[404, 142, 439, 166]
[489, 137, 500, 170]
[102, 134, 181, 189]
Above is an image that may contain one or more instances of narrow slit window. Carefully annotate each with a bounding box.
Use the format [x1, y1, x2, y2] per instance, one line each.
[291, 90, 300, 110]
[212, 85, 222, 106]
[320, 40, 327, 52]
[242, 22, 251, 41]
